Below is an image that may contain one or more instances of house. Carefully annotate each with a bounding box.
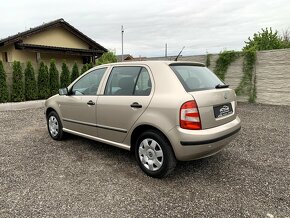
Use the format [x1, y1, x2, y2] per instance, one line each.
[116, 54, 134, 62]
[0, 18, 107, 66]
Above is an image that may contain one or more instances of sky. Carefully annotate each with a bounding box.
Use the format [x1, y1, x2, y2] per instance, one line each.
[0, 0, 289, 57]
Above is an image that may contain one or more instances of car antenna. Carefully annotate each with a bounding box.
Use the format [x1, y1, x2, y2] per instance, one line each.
[174, 46, 185, 61]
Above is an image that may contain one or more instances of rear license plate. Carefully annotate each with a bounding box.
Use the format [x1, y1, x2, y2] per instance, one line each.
[213, 103, 233, 118]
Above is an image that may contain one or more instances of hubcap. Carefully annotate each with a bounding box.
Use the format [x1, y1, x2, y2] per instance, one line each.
[138, 138, 163, 171]
[48, 116, 59, 137]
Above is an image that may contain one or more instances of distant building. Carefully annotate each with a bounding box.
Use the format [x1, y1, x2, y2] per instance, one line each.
[0, 18, 107, 66]
[116, 54, 133, 62]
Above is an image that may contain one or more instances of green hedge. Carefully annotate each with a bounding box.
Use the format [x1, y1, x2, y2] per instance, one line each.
[0, 61, 9, 103]
[38, 62, 50, 99]
[60, 62, 70, 88]
[24, 62, 38, 100]
[0, 53, 118, 102]
[71, 62, 79, 83]
[49, 59, 59, 96]
[11, 61, 25, 102]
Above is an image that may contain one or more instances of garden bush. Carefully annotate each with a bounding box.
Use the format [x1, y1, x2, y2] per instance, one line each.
[81, 64, 88, 74]
[37, 62, 50, 99]
[71, 62, 79, 82]
[49, 59, 59, 96]
[60, 62, 70, 88]
[11, 61, 24, 102]
[0, 61, 9, 103]
[24, 62, 37, 100]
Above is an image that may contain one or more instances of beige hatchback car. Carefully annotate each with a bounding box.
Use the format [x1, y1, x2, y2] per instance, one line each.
[45, 61, 241, 178]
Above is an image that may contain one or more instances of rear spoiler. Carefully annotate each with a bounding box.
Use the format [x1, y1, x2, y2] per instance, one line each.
[169, 62, 205, 67]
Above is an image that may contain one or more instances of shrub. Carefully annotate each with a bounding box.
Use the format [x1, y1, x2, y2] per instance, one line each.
[0, 61, 9, 103]
[71, 62, 79, 82]
[49, 59, 59, 96]
[24, 62, 38, 100]
[60, 62, 70, 88]
[244, 27, 287, 51]
[37, 62, 50, 99]
[81, 64, 88, 74]
[87, 61, 94, 69]
[11, 61, 24, 102]
[96, 52, 117, 65]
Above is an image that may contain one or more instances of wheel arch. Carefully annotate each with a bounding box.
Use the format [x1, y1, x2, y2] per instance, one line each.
[130, 124, 173, 153]
[46, 107, 56, 118]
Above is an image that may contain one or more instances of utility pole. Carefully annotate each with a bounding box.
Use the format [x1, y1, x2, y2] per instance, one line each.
[165, 43, 167, 58]
[121, 25, 124, 62]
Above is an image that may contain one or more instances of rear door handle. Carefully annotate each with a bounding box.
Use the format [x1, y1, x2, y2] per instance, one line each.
[87, 100, 95, 106]
[130, 102, 142, 108]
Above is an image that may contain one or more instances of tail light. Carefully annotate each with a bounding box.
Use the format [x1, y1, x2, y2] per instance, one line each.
[180, 100, 201, 130]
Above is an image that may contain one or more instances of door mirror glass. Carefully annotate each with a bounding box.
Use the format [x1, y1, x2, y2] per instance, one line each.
[59, 88, 68, 96]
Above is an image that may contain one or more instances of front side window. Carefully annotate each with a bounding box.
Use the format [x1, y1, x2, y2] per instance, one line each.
[71, 68, 106, 95]
[104, 66, 152, 96]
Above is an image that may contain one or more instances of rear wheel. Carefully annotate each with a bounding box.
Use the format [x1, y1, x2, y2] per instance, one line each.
[47, 111, 64, 140]
[135, 130, 176, 178]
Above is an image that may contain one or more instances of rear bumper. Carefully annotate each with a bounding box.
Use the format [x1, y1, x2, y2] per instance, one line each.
[167, 116, 241, 161]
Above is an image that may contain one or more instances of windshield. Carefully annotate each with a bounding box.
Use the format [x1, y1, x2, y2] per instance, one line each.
[170, 64, 225, 92]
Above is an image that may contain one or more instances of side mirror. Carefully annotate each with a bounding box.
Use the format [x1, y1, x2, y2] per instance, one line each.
[59, 88, 68, 96]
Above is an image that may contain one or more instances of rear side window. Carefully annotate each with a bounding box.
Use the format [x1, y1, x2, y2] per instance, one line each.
[170, 65, 225, 91]
[105, 66, 151, 96]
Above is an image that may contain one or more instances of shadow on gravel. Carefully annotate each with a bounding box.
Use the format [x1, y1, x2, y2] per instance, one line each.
[56, 133, 232, 180]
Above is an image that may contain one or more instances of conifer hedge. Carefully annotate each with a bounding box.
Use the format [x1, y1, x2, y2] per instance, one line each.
[0, 61, 9, 103]
[71, 62, 79, 82]
[49, 59, 59, 96]
[87, 62, 94, 70]
[81, 64, 88, 74]
[60, 62, 70, 88]
[24, 62, 38, 100]
[11, 61, 24, 102]
[37, 62, 50, 99]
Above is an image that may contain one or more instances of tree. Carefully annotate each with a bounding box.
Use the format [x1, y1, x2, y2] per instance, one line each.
[96, 52, 117, 65]
[60, 62, 70, 88]
[24, 62, 37, 100]
[11, 61, 24, 102]
[81, 64, 88, 74]
[71, 62, 79, 82]
[49, 59, 59, 96]
[243, 28, 285, 51]
[0, 61, 9, 103]
[38, 62, 50, 99]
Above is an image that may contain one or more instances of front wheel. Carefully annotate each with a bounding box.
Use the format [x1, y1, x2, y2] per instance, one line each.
[135, 130, 177, 178]
[47, 111, 64, 140]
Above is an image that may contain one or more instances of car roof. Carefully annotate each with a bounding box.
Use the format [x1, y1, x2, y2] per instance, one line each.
[94, 61, 205, 68]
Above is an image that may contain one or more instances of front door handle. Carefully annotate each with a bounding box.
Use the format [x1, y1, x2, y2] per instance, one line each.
[87, 100, 95, 106]
[130, 102, 142, 108]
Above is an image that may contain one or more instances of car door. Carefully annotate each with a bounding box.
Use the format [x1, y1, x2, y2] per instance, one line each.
[59, 68, 107, 137]
[97, 66, 153, 143]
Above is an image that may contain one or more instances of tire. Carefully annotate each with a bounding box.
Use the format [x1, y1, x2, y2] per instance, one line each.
[47, 111, 64, 140]
[135, 130, 177, 178]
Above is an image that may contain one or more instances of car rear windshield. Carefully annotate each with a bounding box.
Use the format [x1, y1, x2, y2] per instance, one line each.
[170, 64, 225, 92]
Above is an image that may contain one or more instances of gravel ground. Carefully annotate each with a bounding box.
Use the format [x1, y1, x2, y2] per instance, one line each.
[0, 103, 289, 217]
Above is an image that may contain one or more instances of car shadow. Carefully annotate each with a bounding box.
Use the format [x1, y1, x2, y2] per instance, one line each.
[59, 134, 233, 181]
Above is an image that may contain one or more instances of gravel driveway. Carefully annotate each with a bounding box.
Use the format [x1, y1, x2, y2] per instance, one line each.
[0, 103, 289, 217]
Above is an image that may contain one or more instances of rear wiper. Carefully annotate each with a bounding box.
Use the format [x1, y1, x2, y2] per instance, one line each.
[215, 84, 229, 89]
